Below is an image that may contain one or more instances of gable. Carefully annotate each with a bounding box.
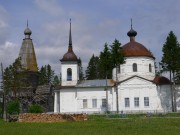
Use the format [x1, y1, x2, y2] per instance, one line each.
[119, 76, 154, 86]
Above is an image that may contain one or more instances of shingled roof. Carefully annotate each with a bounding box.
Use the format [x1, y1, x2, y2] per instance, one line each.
[19, 23, 38, 72]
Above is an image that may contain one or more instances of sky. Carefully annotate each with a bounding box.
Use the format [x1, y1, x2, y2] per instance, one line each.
[0, 0, 180, 76]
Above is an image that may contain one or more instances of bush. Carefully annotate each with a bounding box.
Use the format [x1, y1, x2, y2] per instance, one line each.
[28, 104, 43, 113]
[6, 99, 20, 115]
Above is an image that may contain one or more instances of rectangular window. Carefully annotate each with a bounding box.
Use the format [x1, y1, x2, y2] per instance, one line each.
[92, 99, 97, 108]
[125, 98, 130, 107]
[134, 97, 139, 107]
[144, 97, 149, 107]
[102, 99, 107, 108]
[83, 99, 87, 108]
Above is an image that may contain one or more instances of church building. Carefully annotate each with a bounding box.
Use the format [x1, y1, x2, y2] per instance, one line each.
[54, 21, 180, 114]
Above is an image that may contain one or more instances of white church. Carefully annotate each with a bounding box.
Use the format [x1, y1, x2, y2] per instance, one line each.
[54, 21, 180, 114]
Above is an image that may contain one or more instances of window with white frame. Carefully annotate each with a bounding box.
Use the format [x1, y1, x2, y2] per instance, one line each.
[102, 99, 107, 108]
[92, 99, 97, 108]
[134, 97, 139, 107]
[125, 98, 130, 107]
[144, 97, 149, 107]
[83, 99, 87, 108]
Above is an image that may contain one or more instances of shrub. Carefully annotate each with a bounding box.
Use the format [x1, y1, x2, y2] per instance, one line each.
[28, 104, 43, 113]
[6, 99, 20, 115]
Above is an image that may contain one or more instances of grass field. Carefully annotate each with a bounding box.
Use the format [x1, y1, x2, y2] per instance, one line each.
[0, 114, 180, 135]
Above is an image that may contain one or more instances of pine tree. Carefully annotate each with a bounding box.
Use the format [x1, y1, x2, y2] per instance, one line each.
[39, 66, 47, 85]
[3, 58, 29, 97]
[47, 64, 54, 84]
[78, 58, 84, 80]
[3, 67, 12, 94]
[161, 31, 180, 112]
[110, 39, 125, 113]
[110, 39, 125, 67]
[86, 54, 99, 80]
[98, 43, 112, 79]
[52, 75, 60, 86]
[39, 64, 54, 85]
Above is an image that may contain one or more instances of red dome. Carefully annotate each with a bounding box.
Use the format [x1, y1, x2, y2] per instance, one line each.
[61, 47, 78, 61]
[122, 41, 154, 58]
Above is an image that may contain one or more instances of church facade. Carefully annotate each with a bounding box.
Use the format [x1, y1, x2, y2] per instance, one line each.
[54, 21, 180, 114]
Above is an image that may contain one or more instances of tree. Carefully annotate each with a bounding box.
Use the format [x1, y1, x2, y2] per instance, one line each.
[86, 54, 99, 80]
[78, 58, 84, 80]
[110, 39, 125, 67]
[47, 64, 54, 84]
[110, 39, 125, 113]
[161, 31, 180, 112]
[39, 66, 47, 85]
[3, 58, 29, 97]
[52, 75, 60, 86]
[39, 64, 54, 85]
[98, 43, 112, 79]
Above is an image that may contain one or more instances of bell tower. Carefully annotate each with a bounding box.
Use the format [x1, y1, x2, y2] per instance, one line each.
[60, 19, 80, 86]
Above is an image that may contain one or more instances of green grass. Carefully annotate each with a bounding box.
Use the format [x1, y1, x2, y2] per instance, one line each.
[0, 114, 180, 135]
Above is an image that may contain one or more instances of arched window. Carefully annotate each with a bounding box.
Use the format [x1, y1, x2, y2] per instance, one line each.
[67, 68, 72, 81]
[149, 64, 152, 72]
[133, 63, 137, 72]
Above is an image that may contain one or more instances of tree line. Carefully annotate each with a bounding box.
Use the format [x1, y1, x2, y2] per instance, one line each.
[85, 32, 180, 112]
[2, 59, 60, 97]
[85, 31, 180, 83]
[1, 31, 180, 112]
[85, 39, 125, 80]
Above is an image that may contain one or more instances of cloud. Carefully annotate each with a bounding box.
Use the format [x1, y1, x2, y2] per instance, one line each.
[0, 5, 9, 44]
[0, 41, 19, 68]
[34, 0, 64, 16]
[1, 0, 180, 76]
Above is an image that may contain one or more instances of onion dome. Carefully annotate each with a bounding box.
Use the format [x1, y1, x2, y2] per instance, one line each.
[61, 47, 78, 61]
[122, 19, 154, 59]
[61, 19, 78, 62]
[24, 27, 32, 35]
[127, 27, 137, 37]
[24, 20, 32, 38]
[127, 19, 137, 37]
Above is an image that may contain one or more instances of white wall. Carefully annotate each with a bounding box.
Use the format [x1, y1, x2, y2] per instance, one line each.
[61, 63, 79, 86]
[113, 57, 155, 81]
[54, 78, 173, 113]
[115, 77, 160, 113]
[157, 85, 172, 112]
[54, 87, 114, 113]
[76, 87, 113, 113]
[59, 89, 77, 113]
[175, 85, 180, 111]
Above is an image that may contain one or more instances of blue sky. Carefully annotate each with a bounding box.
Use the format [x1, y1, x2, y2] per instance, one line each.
[0, 0, 180, 75]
